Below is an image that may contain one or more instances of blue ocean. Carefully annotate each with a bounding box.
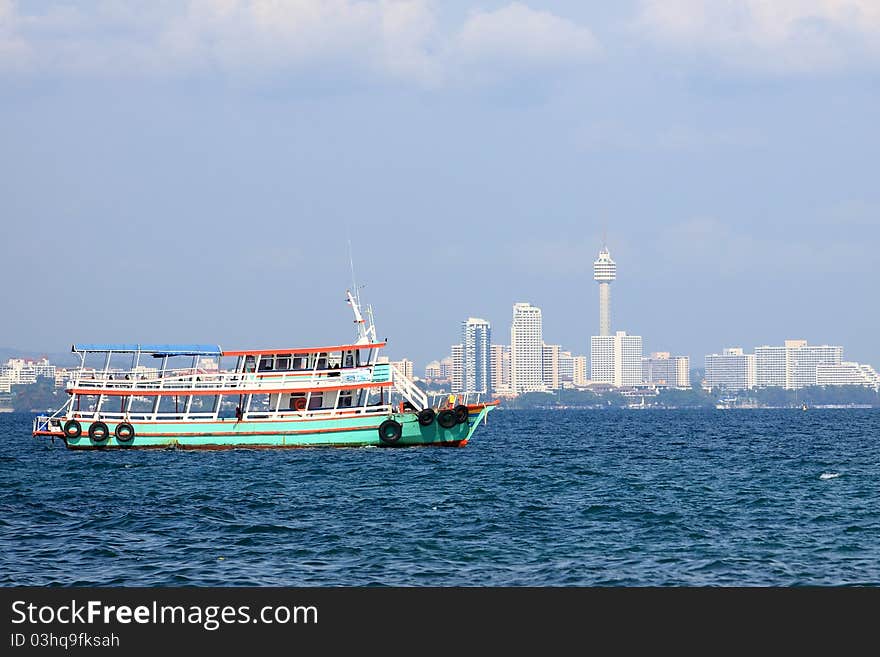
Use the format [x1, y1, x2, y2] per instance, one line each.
[1, 409, 878, 586]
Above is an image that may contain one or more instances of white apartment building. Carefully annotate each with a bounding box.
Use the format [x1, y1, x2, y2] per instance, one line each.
[510, 302, 546, 393]
[558, 350, 575, 385]
[591, 331, 643, 387]
[705, 348, 756, 391]
[439, 356, 454, 380]
[461, 318, 491, 394]
[1, 357, 56, 387]
[542, 344, 561, 390]
[490, 344, 511, 394]
[642, 352, 690, 388]
[390, 358, 414, 381]
[424, 360, 442, 379]
[755, 339, 843, 389]
[573, 356, 589, 386]
[816, 362, 880, 388]
[450, 344, 464, 393]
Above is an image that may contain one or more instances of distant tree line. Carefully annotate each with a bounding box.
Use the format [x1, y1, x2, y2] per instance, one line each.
[501, 385, 879, 410]
[10, 379, 67, 413]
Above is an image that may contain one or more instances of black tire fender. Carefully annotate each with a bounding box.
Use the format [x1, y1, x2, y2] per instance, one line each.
[115, 422, 135, 443]
[453, 404, 469, 424]
[417, 408, 436, 426]
[62, 419, 82, 439]
[378, 419, 403, 444]
[89, 421, 110, 443]
[437, 410, 457, 429]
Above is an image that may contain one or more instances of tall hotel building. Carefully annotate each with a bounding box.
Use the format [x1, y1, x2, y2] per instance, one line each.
[510, 303, 546, 393]
[817, 362, 880, 388]
[450, 344, 464, 393]
[590, 245, 642, 386]
[490, 344, 511, 393]
[461, 318, 492, 394]
[755, 340, 842, 389]
[591, 332, 643, 386]
[642, 352, 690, 388]
[542, 344, 561, 390]
[705, 348, 756, 391]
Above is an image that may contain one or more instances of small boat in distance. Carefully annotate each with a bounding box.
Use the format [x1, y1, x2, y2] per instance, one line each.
[33, 291, 497, 449]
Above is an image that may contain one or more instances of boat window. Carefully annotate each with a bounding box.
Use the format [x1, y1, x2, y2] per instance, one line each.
[249, 394, 271, 416]
[259, 356, 274, 372]
[292, 356, 306, 370]
[339, 390, 353, 407]
[317, 353, 328, 370]
[243, 356, 256, 373]
[308, 392, 324, 410]
[343, 350, 354, 368]
[289, 393, 306, 410]
[276, 355, 291, 371]
[327, 351, 342, 369]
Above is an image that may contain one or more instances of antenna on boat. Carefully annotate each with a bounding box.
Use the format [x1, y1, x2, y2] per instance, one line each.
[346, 240, 377, 345]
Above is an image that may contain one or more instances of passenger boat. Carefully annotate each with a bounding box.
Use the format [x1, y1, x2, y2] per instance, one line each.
[33, 291, 497, 449]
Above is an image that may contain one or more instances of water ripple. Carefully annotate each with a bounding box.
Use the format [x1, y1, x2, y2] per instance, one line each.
[1, 409, 879, 586]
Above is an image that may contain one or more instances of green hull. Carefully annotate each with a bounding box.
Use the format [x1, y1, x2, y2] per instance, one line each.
[54, 406, 494, 449]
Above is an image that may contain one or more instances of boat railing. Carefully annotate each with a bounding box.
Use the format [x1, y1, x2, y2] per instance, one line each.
[70, 403, 397, 424]
[32, 400, 70, 434]
[67, 365, 381, 393]
[429, 391, 483, 408]
[389, 363, 428, 411]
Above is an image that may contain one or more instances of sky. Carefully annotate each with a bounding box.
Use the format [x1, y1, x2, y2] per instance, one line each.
[1, 0, 879, 371]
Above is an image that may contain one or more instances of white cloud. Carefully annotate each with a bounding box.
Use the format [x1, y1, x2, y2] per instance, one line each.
[637, 0, 880, 73]
[0, 1, 600, 86]
[454, 2, 599, 75]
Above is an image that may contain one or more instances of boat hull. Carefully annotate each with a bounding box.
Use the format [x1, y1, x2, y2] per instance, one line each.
[37, 405, 495, 450]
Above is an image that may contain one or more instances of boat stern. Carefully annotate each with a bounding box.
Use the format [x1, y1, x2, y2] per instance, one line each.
[32, 414, 65, 440]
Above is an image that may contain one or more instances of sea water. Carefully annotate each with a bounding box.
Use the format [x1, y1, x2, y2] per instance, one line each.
[1, 409, 878, 586]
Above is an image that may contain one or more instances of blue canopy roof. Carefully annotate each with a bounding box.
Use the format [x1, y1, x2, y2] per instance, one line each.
[71, 344, 222, 356]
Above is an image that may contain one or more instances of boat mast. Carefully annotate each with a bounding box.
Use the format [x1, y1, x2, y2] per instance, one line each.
[346, 289, 376, 345]
[346, 241, 377, 345]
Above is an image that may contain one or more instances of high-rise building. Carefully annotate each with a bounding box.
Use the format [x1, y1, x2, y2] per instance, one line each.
[490, 344, 511, 394]
[542, 344, 561, 390]
[424, 360, 442, 379]
[461, 318, 491, 394]
[816, 362, 880, 388]
[439, 356, 454, 380]
[573, 356, 588, 386]
[591, 331, 643, 387]
[754, 346, 787, 388]
[704, 348, 756, 391]
[558, 350, 575, 385]
[593, 246, 617, 337]
[642, 352, 690, 388]
[390, 358, 414, 380]
[510, 302, 546, 393]
[450, 344, 464, 393]
[755, 340, 843, 389]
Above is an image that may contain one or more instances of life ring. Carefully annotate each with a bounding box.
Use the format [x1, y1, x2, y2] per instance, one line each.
[453, 404, 469, 424]
[292, 397, 307, 411]
[417, 408, 436, 427]
[62, 419, 82, 439]
[115, 422, 135, 443]
[378, 419, 403, 444]
[437, 409, 457, 429]
[89, 421, 110, 443]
